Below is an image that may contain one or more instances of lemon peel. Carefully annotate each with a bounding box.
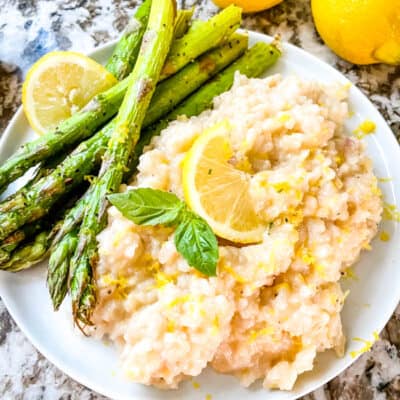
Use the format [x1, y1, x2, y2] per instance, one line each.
[383, 203, 400, 222]
[248, 326, 275, 343]
[342, 267, 358, 281]
[192, 381, 201, 389]
[379, 231, 390, 242]
[353, 120, 376, 139]
[350, 331, 380, 358]
[101, 273, 129, 299]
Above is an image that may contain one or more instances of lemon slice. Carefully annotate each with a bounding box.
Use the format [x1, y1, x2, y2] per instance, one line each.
[182, 121, 265, 244]
[22, 51, 118, 135]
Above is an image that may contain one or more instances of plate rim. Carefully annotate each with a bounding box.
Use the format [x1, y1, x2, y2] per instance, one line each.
[1, 30, 400, 400]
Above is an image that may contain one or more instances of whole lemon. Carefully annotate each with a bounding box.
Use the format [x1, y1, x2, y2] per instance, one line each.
[212, 0, 283, 13]
[311, 0, 400, 65]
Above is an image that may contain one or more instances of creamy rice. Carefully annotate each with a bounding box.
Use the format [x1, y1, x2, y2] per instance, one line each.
[92, 74, 382, 390]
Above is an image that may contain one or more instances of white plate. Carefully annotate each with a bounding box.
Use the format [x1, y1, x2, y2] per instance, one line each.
[1, 31, 400, 400]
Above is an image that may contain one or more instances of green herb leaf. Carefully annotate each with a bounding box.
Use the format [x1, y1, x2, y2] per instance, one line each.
[108, 188, 184, 226]
[109, 188, 219, 276]
[174, 213, 219, 276]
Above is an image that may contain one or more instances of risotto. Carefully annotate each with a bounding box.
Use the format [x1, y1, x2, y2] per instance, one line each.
[92, 74, 382, 390]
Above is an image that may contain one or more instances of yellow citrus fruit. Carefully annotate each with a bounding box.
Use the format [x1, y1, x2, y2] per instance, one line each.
[311, 0, 400, 65]
[182, 121, 264, 244]
[212, 0, 283, 13]
[22, 51, 118, 135]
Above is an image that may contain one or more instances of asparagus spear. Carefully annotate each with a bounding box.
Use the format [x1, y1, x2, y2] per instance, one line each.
[105, 0, 152, 80]
[0, 232, 49, 272]
[0, 249, 9, 264]
[0, 185, 85, 270]
[71, 0, 176, 325]
[173, 8, 194, 38]
[160, 5, 241, 80]
[0, 8, 241, 193]
[107, 4, 193, 80]
[0, 220, 43, 254]
[107, 4, 194, 80]
[48, 230, 78, 309]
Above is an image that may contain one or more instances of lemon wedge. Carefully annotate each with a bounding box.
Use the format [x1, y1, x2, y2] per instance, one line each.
[182, 121, 264, 244]
[22, 51, 118, 135]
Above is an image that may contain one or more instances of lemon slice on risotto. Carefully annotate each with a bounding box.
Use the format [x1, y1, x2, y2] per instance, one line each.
[182, 121, 264, 244]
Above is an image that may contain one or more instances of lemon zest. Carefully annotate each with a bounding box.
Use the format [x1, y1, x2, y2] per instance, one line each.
[112, 230, 125, 247]
[272, 282, 291, 293]
[350, 331, 379, 358]
[248, 326, 275, 343]
[282, 207, 304, 227]
[362, 242, 372, 251]
[257, 261, 276, 275]
[370, 185, 382, 197]
[211, 316, 220, 336]
[342, 267, 358, 281]
[167, 294, 204, 310]
[277, 112, 291, 123]
[378, 177, 392, 183]
[192, 381, 200, 389]
[222, 264, 247, 283]
[154, 271, 177, 289]
[342, 289, 351, 302]
[329, 293, 338, 306]
[353, 120, 376, 139]
[271, 181, 292, 193]
[314, 263, 326, 278]
[166, 319, 175, 333]
[299, 247, 315, 265]
[379, 230, 390, 242]
[383, 203, 400, 222]
[205, 394, 213, 400]
[167, 294, 192, 308]
[101, 273, 129, 299]
[332, 290, 350, 306]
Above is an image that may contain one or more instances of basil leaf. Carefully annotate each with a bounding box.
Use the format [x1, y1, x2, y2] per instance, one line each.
[174, 214, 218, 276]
[108, 188, 184, 226]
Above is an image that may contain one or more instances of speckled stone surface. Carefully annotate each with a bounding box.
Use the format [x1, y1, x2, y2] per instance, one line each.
[0, 0, 399, 399]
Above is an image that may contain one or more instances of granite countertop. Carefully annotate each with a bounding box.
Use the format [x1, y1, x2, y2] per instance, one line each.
[0, 0, 399, 399]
